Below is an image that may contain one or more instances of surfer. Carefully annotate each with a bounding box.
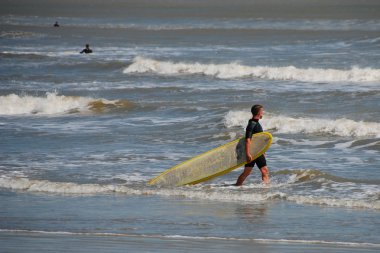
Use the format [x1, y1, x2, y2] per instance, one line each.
[80, 44, 93, 54]
[235, 104, 270, 186]
[53, 21, 60, 27]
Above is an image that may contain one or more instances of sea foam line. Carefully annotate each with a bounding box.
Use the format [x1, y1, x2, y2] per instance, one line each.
[1, 229, 379, 248]
[1, 176, 379, 210]
[124, 56, 380, 82]
[224, 110, 380, 137]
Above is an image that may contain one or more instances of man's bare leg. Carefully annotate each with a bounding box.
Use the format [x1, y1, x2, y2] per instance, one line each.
[235, 167, 253, 186]
[260, 166, 270, 184]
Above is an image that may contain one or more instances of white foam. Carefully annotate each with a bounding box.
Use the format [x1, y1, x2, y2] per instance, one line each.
[223, 110, 251, 129]
[112, 173, 149, 183]
[224, 110, 380, 137]
[0, 92, 91, 116]
[1, 176, 379, 210]
[0, 176, 278, 201]
[287, 195, 379, 210]
[0, 92, 126, 116]
[124, 57, 380, 83]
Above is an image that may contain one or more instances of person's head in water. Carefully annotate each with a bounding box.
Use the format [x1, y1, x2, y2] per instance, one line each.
[85, 44, 90, 49]
[251, 104, 264, 119]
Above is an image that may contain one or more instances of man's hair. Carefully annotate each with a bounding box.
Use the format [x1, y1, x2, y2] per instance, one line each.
[251, 104, 263, 116]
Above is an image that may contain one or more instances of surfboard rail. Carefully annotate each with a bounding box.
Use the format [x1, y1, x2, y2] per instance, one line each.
[148, 132, 272, 186]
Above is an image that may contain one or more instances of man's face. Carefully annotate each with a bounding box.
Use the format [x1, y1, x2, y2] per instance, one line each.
[258, 108, 264, 119]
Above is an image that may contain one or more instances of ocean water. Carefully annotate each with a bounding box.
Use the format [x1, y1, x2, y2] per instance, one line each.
[1, 0, 380, 252]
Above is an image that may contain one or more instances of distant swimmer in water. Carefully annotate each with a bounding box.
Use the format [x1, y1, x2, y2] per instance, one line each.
[80, 44, 93, 54]
[53, 21, 60, 27]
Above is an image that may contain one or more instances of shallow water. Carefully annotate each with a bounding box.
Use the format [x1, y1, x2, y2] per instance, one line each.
[1, 0, 380, 251]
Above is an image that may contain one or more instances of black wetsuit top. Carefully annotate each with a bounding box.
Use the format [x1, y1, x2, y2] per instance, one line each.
[245, 119, 263, 139]
[80, 48, 92, 54]
[245, 118, 266, 168]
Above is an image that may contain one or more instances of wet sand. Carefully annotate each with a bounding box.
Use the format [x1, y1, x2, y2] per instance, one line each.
[1, 231, 379, 253]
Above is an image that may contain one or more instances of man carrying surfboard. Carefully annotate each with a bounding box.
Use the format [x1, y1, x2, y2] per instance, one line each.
[235, 104, 270, 186]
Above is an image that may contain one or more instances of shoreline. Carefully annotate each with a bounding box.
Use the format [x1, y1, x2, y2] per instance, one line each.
[1, 230, 379, 253]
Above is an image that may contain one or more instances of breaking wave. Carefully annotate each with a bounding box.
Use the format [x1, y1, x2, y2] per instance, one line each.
[0, 92, 133, 116]
[124, 57, 380, 82]
[224, 110, 380, 137]
[0, 173, 378, 210]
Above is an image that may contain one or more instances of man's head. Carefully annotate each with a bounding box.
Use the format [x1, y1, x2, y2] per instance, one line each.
[251, 104, 264, 119]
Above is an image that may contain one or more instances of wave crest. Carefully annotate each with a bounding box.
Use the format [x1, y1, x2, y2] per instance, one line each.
[224, 110, 380, 137]
[0, 92, 133, 116]
[124, 57, 380, 82]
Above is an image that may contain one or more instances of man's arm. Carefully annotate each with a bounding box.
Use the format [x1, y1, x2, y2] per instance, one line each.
[245, 137, 253, 163]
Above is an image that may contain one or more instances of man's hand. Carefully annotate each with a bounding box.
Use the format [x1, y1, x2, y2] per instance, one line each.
[246, 153, 253, 163]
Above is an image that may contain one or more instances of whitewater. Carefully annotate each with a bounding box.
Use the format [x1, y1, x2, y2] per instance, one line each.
[2, 92, 379, 139]
[1, 168, 379, 210]
[0, 92, 133, 115]
[1, 0, 380, 252]
[124, 56, 380, 82]
[224, 110, 380, 138]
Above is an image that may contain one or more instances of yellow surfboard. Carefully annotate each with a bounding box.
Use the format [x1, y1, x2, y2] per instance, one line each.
[148, 132, 272, 186]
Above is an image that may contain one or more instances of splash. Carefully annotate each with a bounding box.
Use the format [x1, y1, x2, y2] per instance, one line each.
[0, 174, 379, 210]
[0, 92, 133, 116]
[124, 57, 380, 82]
[224, 110, 380, 137]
